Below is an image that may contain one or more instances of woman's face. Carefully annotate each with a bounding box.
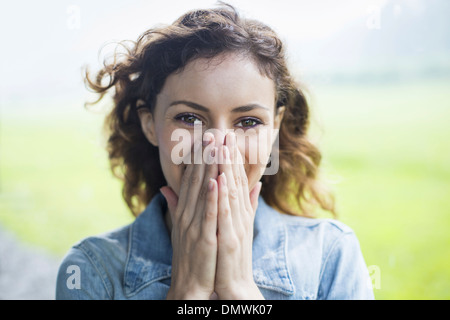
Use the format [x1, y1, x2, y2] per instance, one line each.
[140, 52, 284, 196]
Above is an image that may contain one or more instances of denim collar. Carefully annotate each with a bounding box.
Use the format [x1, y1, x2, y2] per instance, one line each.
[123, 192, 294, 297]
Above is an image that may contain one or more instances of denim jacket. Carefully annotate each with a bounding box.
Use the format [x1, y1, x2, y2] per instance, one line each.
[56, 192, 374, 300]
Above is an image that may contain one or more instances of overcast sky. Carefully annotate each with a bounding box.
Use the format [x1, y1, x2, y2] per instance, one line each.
[0, 0, 444, 103]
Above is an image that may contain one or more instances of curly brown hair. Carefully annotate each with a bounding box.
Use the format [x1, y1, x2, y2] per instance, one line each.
[85, 3, 335, 218]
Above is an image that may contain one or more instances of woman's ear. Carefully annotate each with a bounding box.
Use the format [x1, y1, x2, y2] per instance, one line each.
[138, 109, 159, 147]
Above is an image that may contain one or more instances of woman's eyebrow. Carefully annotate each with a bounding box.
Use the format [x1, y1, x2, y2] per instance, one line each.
[231, 104, 270, 113]
[168, 100, 270, 113]
[169, 100, 209, 112]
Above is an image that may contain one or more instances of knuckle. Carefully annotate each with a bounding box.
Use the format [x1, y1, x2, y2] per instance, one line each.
[236, 231, 246, 243]
[228, 187, 239, 200]
[201, 231, 217, 247]
[185, 226, 199, 243]
[204, 208, 216, 220]
[190, 174, 201, 185]
[181, 173, 190, 186]
[226, 235, 239, 252]
[234, 175, 241, 187]
[178, 211, 191, 227]
[198, 185, 208, 200]
[221, 207, 231, 218]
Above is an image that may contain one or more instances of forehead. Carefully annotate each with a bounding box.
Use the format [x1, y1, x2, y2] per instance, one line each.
[157, 52, 276, 112]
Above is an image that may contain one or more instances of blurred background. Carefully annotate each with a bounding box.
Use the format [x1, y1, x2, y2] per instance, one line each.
[0, 0, 449, 299]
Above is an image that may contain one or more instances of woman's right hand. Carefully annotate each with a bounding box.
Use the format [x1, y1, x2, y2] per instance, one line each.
[161, 133, 219, 300]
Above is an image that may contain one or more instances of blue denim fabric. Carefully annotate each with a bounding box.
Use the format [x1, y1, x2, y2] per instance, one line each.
[56, 192, 374, 300]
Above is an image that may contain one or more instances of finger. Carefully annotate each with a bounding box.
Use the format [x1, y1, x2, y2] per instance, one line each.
[201, 178, 218, 244]
[160, 186, 178, 222]
[236, 147, 252, 214]
[218, 144, 241, 228]
[203, 146, 219, 187]
[176, 136, 199, 211]
[217, 172, 234, 239]
[199, 132, 217, 203]
[174, 162, 194, 222]
[182, 139, 206, 224]
[192, 139, 218, 228]
[226, 132, 246, 214]
[203, 133, 217, 179]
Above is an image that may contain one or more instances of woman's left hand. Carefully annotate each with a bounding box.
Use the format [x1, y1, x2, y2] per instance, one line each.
[215, 132, 264, 300]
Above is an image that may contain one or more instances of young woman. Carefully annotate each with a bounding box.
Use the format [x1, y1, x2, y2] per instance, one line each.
[56, 4, 374, 300]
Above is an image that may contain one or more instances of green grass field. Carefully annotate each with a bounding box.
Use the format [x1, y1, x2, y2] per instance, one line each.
[1, 79, 449, 299]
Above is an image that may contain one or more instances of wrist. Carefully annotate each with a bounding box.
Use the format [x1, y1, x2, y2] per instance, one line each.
[166, 284, 212, 300]
[217, 282, 264, 300]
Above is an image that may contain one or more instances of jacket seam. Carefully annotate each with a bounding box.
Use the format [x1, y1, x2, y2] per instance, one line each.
[317, 231, 353, 298]
[75, 243, 113, 299]
[283, 219, 350, 233]
[123, 275, 172, 298]
[281, 222, 295, 295]
[123, 221, 136, 296]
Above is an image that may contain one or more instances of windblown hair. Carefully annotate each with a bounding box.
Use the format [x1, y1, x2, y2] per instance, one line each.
[85, 3, 335, 217]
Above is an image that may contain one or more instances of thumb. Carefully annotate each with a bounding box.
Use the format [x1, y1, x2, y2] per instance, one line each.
[249, 181, 262, 214]
[160, 186, 178, 220]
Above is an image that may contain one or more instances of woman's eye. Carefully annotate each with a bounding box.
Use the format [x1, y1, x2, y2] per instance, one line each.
[175, 114, 203, 126]
[236, 118, 262, 128]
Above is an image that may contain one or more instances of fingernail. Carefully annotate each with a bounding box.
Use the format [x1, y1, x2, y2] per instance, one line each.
[203, 132, 214, 146]
[208, 178, 215, 191]
[220, 172, 227, 186]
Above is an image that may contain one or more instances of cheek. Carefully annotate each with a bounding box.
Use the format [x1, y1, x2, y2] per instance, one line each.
[157, 126, 192, 196]
[237, 130, 273, 190]
[236, 130, 272, 165]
